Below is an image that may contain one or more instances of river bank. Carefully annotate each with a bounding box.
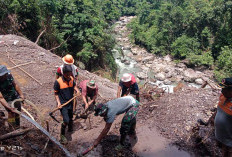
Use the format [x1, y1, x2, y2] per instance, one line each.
[113, 16, 218, 93]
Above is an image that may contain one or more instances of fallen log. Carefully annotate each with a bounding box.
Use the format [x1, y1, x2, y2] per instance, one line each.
[0, 128, 32, 141]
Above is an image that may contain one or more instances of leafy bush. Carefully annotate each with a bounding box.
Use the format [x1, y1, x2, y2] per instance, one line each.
[171, 35, 200, 59]
[188, 51, 214, 67]
[214, 46, 232, 80]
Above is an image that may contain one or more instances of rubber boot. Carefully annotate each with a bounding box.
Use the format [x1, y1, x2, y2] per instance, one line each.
[60, 123, 68, 144]
[115, 135, 126, 151]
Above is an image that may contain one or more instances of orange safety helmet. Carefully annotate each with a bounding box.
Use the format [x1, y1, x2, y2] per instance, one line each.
[62, 54, 74, 64]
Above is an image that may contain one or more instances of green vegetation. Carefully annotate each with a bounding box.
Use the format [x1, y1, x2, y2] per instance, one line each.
[0, 0, 124, 78]
[1, 0, 232, 80]
[128, 0, 232, 80]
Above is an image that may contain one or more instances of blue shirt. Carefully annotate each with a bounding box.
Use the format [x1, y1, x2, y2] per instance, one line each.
[105, 96, 136, 123]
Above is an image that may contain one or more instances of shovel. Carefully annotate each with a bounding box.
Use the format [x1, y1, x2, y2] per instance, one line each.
[49, 95, 78, 123]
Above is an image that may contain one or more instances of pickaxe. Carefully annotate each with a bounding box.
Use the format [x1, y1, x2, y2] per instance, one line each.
[49, 95, 78, 123]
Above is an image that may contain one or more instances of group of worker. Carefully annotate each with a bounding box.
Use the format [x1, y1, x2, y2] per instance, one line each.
[1, 53, 232, 156]
[0, 54, 141, 155]
[53, 54, 140, 155]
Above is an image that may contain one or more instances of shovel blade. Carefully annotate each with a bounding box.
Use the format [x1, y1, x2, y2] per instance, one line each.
[49, 112, 60, 123]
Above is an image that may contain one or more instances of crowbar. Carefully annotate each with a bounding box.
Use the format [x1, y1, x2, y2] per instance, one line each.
[49, 95, 78, 123]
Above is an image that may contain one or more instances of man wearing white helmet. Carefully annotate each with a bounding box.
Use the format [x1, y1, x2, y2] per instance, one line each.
[117, 73, 140, 101]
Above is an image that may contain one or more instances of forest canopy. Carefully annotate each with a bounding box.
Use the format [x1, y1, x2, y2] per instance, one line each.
[1, 0, 232, 80]
[127, 0, 232, 80]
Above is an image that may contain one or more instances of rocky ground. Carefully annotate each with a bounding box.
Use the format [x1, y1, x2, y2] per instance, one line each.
[114, 16, 217, 88]
[0, 34, 222, 157]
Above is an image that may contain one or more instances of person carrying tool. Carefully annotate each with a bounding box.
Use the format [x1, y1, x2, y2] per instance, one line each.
[56, 54, 79, 114]
[215, 78, 232, 157]
[80, 96, 139, 155]
[54, 64, 80, 144]
[0, 65, 24, 128]
[117, 73, 140, 101]
[79, 80, 98, 111]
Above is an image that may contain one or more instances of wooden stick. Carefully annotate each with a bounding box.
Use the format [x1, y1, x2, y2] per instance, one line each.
[0, 128, 32, 140]
[35, 28, 46, 44]
[50, 95, 78, 114]
[8, 61, 34, 70]
[46, 121, 49, 132]
[41, 124, 57, 153]
[10, 59, 42, 86]
[200, 77, 220, 90]
[49, 36, 70, 51]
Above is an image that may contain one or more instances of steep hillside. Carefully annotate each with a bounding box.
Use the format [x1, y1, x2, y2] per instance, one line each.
[0, 35, 222, 156]
[0, 35, 118, 156]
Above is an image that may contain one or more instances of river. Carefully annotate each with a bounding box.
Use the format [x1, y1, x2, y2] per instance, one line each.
[113, 17, 193, 157]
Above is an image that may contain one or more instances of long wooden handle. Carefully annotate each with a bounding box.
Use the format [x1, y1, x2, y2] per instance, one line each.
[52, 95, 78, 113]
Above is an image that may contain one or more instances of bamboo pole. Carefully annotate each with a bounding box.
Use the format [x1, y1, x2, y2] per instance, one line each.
[8, 61, 34, 70]
[10, 59, 42, 86]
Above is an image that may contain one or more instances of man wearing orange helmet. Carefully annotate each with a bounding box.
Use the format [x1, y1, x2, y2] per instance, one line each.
[56, 54, 79, 114]
[56, 54, 79, 82]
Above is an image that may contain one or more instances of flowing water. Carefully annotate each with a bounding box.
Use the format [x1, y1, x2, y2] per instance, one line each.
[21, 114, 72, 157]
[113, 47, 177, 93]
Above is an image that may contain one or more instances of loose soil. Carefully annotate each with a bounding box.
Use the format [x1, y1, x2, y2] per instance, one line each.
[0, 35, 222, 156]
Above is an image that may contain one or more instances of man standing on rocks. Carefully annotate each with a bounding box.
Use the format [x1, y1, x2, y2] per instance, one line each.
[0, 65, 25, 129]
[79, 80, 98, 112]
[54, 64, 80, 144]
[215, 78, 232, 157]
[117, 73, 140, 101]
[81, 96, 139, 155]
[56, 54, 79, 114]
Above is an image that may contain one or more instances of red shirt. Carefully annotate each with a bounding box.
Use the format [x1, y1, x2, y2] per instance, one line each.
[79, 80, 98, 97]
[119, 74, 136, 88]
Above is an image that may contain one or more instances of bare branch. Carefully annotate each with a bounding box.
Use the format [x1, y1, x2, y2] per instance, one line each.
[35, 28, 46, 44]
[49, 36, 70, 51]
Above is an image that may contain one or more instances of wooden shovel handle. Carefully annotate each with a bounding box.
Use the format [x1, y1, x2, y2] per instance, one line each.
[52, 95, 78, 113]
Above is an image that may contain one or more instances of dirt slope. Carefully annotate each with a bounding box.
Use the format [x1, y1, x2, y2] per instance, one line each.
[0, 35, 119, 156]
[0, 35, 222, 157]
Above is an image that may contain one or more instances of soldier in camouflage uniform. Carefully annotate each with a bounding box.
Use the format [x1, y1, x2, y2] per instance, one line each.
[0, 65, 24, 127]
[81, 96, 139, 155]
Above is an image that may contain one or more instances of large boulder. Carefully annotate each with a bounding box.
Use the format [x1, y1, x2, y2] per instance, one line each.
[155, 73, 166, 81]
[163, 55, 172, 62]
[183, 69, 199, 82]
[142, 56, 154, 63]
[137, 72, 148, 80]
[164, 79, 172, 85]
[195, 78, 204, 85]
[176, 63, 187, 69]
[134, 55, 143, 62]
